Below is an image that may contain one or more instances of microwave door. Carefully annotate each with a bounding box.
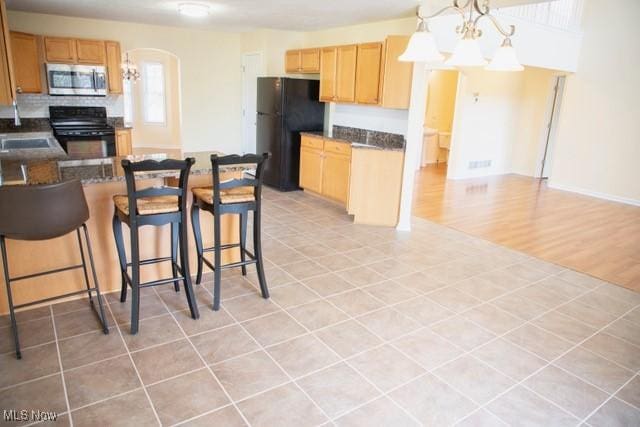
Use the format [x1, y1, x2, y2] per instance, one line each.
[48, 65, 76, 95]
[72, 66, 99, 96]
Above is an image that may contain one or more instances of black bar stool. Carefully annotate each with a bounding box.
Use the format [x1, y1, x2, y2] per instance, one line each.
[0, 180, 109, 359]
[112, 158, 199, 334]
[191, 153, 269, 310]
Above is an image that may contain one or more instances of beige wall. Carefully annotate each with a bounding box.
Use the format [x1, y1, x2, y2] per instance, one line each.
[8, 11, 243, 155]
[128, 49, 181, 149]
[241, 29, 306, 76]
[425, 70, 458, 132]
[548, 0, 640, 204]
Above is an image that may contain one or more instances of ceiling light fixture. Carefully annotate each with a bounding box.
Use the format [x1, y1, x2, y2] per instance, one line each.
[178, 2, 210, 18]
[400, 0, 523, 72]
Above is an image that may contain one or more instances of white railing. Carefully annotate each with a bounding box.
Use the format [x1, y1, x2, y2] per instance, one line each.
[497, 0, 584, 32]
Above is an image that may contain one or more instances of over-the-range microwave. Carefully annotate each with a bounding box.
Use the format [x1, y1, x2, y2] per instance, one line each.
[46, 63, 107, 96]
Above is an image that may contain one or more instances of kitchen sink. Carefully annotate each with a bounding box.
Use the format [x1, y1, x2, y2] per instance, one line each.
[1, 138, 52, 150]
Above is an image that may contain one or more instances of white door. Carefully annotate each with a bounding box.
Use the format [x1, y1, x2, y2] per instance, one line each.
[242, 52, 264, 154]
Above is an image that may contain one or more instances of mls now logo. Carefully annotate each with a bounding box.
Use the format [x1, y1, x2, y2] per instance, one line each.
[3, 410, 58, 422]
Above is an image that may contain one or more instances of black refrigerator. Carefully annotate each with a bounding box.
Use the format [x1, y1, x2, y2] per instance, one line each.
[256, 77, 325, 191]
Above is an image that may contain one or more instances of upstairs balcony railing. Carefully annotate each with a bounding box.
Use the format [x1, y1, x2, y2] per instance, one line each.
[496, 0, 584, 32]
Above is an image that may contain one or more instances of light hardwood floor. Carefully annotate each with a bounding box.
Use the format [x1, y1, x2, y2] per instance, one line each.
[413, 165, 640, 292]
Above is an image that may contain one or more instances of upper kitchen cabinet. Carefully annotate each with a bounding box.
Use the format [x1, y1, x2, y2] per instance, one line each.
[105, 41, 123, 94]
[285, 48, 320, 73]
[335, 45, 357, 103]
[355, 42, 383, 105]
[0, 0, 16, 105]
[319, 47, 337, 102]
[380, 35, 412, 109]
[76, 39, 105, 64]
[44, 36, 77, 63]
[10, 32, 42, 94]
[320, 45, 357, 104]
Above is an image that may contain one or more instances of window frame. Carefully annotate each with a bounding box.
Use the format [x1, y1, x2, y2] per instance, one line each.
[141, 61, 167, 126]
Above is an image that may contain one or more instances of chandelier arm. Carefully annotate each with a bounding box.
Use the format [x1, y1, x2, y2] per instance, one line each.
[473, 0, 491, 15]
[418, 5, 467, 22]
[473, 12, 516, 37]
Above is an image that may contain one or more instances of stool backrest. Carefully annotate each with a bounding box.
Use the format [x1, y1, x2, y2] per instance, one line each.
[121, 158, 194, 223]
[0, 180, 89, 240]
[210, 153, 269, 207]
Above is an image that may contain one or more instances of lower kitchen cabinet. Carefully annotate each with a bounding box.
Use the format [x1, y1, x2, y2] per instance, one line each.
[299, 134, 351, 205]
[115, 128, 132, 156]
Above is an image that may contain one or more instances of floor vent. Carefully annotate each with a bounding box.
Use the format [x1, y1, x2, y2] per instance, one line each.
[468, 160, 492, 169]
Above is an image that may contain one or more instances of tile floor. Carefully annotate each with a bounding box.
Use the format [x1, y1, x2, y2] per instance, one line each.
[1, 188, 640, 426]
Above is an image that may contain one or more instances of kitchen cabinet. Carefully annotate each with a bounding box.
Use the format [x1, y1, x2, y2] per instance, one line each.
[299, 134, 352, 205]
[115, 128, 132, 156]
[44, 36, 77, 63]
[10, 32, 42, 94]
[285, 48, 320, 73]
[76, 39, 105, 64]
[380, 35, 413, 109]
[355, 42, 383, 105]
[0, 0, 16, 105]
[105, 41, 122, 94]
[335, 45, 357, 103]
[321, 140, 351, 204]
[319, 47, 337, 102]
[299, 135, 324, 194]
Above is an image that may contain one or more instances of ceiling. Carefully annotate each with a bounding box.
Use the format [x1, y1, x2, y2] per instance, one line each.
[5, 0, 551, 32]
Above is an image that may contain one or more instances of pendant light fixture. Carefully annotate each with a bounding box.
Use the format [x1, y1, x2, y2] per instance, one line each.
[121, 52, 140, 82]
[399, 0, 523, 72]
[398, 19, 444, 63]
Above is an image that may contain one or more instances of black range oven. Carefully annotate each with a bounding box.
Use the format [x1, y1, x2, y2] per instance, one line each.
[49, 106, 116, 159]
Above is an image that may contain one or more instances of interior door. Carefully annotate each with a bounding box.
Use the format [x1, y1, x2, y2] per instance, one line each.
[242, 52, 264, 154]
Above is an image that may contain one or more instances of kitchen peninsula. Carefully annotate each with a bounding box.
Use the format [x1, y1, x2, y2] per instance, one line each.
[0, 148, 243, 315]
[300, 125, 405, 227]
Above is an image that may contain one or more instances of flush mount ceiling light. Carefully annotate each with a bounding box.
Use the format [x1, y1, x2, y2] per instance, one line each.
[400, 0, 523, 72]
[178, 2, 210, 18]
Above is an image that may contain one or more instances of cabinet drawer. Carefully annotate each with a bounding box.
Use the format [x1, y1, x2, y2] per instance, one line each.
[324, 139, 351, 157]
[301, 135, 324, 151]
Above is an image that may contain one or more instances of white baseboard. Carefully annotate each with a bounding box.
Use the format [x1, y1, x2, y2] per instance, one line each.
[547, 182, 640, 207]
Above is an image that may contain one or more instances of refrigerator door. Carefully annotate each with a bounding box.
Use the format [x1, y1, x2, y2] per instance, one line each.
[256, 112, 282, 188]
[257, 77, 282, 115]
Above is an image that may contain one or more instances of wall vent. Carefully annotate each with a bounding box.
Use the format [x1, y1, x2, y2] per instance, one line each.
[468, 160, 492, 169]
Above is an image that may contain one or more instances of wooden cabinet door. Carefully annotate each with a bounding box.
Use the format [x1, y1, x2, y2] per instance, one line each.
[105, 41, 122, 94]
[381, 36, 412, 109]
[285, 50, 301, 73]
[115, 129, 132, 156]
[355, 42, 383, 105]
[0, 0, 16, 105]
[319, 47, 337, 102]
[300, 48, 320, 73]
[10, 32, 41, 94]
[76, 39, 105, 64]
[322, 150, 351, 204]
[299, 146, 323, 194]
[44, 37, 77, 63]
[336, 45, 357, 103]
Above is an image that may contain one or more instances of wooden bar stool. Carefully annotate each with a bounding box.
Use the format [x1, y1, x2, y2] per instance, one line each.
[191, 153, 269, 310]
[0, 180, 109, 359]
[112, 158, 199, 334]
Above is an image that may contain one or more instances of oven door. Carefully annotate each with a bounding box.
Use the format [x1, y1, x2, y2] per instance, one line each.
[55, 132, 116, 159]
[47, 64, 108, 96]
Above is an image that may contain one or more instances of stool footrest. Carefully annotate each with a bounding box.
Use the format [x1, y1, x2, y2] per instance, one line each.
[127, 256, 174, 267]
[203, 243, 241, 253]
[202, 257, 257, 272]
[10, 264, 84, 282]
[14, 287, 102, 310]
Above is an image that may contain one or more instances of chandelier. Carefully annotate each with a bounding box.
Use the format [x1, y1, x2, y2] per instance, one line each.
[399, 0, 523, 71]
[121, 52, 141, 81]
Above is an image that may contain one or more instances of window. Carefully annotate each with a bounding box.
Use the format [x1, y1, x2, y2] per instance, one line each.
[142, 62, 166, 124]
[123, 79, 133, 126]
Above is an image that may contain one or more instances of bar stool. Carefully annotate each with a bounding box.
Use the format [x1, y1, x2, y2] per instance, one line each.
[112, 158, 199, 334]
[0, 180, 109, 359]
[191, 153, 269, 311]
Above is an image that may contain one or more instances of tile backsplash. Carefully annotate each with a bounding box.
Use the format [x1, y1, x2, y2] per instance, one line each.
[0, 93, 124, 119]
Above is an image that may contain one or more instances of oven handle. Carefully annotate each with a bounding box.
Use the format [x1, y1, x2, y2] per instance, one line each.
[92, 69, 97, 92]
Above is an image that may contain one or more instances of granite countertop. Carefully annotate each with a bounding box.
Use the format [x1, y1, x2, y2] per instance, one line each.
[0, 132, 67, 161]
[0, 149, 247, 187]
[301, 126, 405, 152]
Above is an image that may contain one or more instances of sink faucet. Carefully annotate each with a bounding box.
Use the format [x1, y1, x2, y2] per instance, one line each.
[12, 99, 21, 127]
